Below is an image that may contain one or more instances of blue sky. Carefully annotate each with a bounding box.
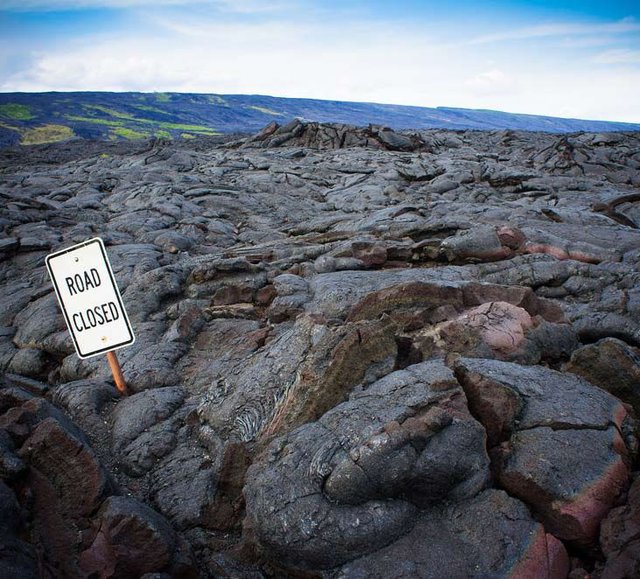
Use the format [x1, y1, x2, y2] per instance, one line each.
[0, 1, 639, 122]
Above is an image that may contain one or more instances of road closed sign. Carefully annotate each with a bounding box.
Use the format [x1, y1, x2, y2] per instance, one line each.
[46, 237, 135, 359]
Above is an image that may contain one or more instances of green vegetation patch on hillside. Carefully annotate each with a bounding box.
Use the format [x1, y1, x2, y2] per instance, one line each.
[83, 105, 135, 119]
[207, 95, 228, 106]
[155, 121, 219, 134]
[21, 124, 74, 145]
[112, 127, 148, 140]
[66, 115, 124, 127]
[134, 105, 172, 116]
[80, 105, 171, 124]
[0, 103, 34, 120]
[0, 121, 21, 132]
[247, 105, 284, 116]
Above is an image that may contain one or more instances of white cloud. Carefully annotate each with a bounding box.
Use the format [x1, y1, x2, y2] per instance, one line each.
[0, 0, 290, 12]
[0, 0, 196, 9]
[8, 48, 195, 90]
[593, 49, 640, 64]
[556, 35, 619, 49]
[214, 0, 294, 13]
[506, 68, 640, 123]
[464, 69, 518, 95]
[1, 20, 442, 94]
[469, 19, 640, 45]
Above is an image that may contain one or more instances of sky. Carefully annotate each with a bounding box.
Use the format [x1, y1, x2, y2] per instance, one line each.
[0, 1, 639, 123]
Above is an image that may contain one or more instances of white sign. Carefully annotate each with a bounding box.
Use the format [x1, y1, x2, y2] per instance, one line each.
[46, 237, 135, 359]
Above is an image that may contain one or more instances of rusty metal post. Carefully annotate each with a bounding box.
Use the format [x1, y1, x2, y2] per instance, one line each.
[106, 350, 128, 395]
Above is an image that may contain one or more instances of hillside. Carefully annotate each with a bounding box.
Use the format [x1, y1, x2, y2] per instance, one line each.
[1, 91, 640, 147]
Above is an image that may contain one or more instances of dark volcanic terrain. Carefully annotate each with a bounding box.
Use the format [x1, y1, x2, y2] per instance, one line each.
[1, 120, 640, 578]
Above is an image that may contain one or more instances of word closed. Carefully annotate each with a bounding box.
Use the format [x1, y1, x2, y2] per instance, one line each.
[46, 237, 135, 359]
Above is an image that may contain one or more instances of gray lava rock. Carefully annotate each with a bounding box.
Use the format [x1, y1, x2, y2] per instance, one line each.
[0, 481, 38, 578]
[123, 342, 188, 392]
[50, 379, 118, 433]
[0, 429, 25, 480]
[336, 490, 569, 578]
[245, 360, 490, 572]
[12, 293, 64, 349]
[565, 337, 640, 414]
[7, 347, 47, 377]
[149, 443, 217, 529]
[112, 386, 186, 475]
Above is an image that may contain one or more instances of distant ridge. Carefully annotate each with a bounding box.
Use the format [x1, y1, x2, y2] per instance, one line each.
[1, 91, 638, 147]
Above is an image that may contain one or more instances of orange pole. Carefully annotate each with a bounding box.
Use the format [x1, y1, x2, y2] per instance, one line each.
[106, 351, 128, 395]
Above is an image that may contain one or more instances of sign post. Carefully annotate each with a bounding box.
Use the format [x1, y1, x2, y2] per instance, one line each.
[106, 351, 127, 395]
[46, 238, 135, 395]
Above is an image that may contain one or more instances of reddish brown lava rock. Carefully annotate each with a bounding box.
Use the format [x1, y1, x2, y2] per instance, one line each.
[79, 495, 197, 579]
[20, 417, 111, 518]
[454, 358, 633, 547]
[496, 225, 526, 250]
[18, 417, 113, 576]
[351, 240, 388, 267]
[510, 528, 569, 579]
[496, 427, 630, 546]
[598, 474, 640, 578]
[438, 301, 534, 355]
[523, 242, 603, 264]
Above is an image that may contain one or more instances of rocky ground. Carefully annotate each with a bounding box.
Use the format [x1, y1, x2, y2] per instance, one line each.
[1, 120, 640, 578]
